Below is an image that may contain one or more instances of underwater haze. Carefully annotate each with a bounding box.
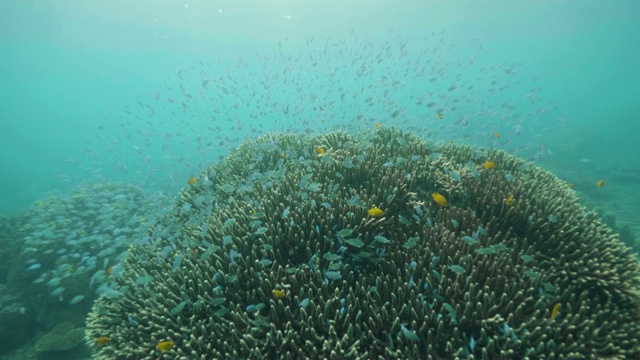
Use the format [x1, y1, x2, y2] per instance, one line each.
[1, 0, 640, 358]
[1, 1, 638, 216]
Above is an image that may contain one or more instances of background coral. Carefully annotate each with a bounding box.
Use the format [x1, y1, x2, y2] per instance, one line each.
[87, 129, 640, 359]
[30, 322, 89, 360]
[7, 183, 168, 327]
[0, 285, 32, 356]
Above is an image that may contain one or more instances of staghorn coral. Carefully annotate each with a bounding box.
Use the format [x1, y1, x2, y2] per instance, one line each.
[86, 128, 640, 359]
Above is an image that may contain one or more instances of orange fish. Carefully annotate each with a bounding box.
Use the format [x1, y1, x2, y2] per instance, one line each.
[157, 340, 174, 352]
[494, 132, 500, 138]
[187, 177, 197, 186]
[505, 196, 514, 206]
[96, 337, 109, 346]
[375, 122, 382, 128]
[482, 161, 497, 170]
[273, 289, 286, 299]
[596, 180, 604, 187]
[550, 303, 561, 320]
[432, 192, 448, 207]
[105, 266, 114, 276]
[368, 207, 384, 217]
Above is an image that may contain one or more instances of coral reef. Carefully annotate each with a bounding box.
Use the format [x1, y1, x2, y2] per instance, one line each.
[86, 129, 640, 359]
[7, 183, 168, 327]
[0, 215, 24, 284]
[0, 285, 32, 356]
[30, 322, 88, 360]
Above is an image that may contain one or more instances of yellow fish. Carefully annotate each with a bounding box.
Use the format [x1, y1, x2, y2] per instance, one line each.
[368, 207, 384, 217]
[315, 146, 325, 156]
[432, 192, 448, 207]
[567, 183, 574, 188]
[187, 177, 197, 186]
[273, 289, 286, 299]
[375, 122, 382, 128]
[281, 152, 286, 159]
[105, 266, 114, 276]
[550, 303, 561, 320]
[596, 180, 604, 187]
[482, 161, 497, 170]
[96, 337, 109, 346]
[157, 340, 174, 352]
[436, 113, 444, 120]
[505, 196, 514, 206]
[494, 132, 500, 138]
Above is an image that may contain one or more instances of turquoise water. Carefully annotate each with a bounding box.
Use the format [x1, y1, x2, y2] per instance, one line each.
[2, 1, 638, 214]
[1, 1, 639, 358]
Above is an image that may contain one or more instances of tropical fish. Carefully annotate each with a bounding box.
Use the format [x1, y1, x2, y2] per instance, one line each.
[461, 236, 478, 245]
[69, 295, 85, 305]
[135, 275, 153, 286]
[299, 298, 310, 309]
[431, 269, 442, 282]
[323, 253, 341, 261]
[432, 192, 448, 207]
[443, 302, 457, 322]
[315, 146, 325, 156]
[550, 303, 561, 320]
[170, 301, 186, 315]
[374, 235, 392, 244]
[368, 207, 384, 217]
[345, 238, 364, 248]
[157, 340, 174, 352]
[403, 237, 418, 248]
[105, 265, 114, 276]
[223, 218, 236, 228]
[96, 337, 109, 346]
[494, 132, 500, 138]
[27, 263, 41, 270]
[337, 228, 353, 237]
[482, 161, 497, 169]
[273, 289, 286, 299]
[324, 271, 342, 280]
[597, 180, 605, 187]
[475, 247, 496, 255]
[254, 227, 268, 235]
[447, 265, 466, 274]
[505, 196, 514, 206]
[172, 254, 183, 270]
[210, 297, 226, 306]
[187, 177, 197, 185]
[400, 324, 420, 342]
